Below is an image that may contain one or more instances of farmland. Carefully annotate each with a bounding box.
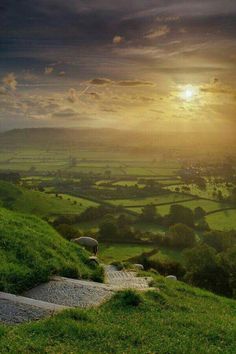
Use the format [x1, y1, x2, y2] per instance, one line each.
[0, 133, 236, 267]
[99, 243, 154, 263]
[206, 210, 236, 231]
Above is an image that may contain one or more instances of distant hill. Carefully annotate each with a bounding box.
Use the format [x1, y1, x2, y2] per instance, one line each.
[0, 207, 101, 294]
[0, 127, 234, 155]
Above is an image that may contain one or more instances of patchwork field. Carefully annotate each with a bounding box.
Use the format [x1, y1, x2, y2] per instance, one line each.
[106, 193, 194, 207]
[166, 182, 234, 199]
[99, 243, 154, 263]
[205, 210, 236, 231]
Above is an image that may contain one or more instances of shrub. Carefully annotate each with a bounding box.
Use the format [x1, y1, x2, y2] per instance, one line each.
[55, 224, 81, 240]
[165, 223, 196, 249]
[114, 290, 143, 307]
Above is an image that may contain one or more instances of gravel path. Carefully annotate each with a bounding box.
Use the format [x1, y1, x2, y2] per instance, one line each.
[0, 299, 51, 324]
[24, 277, 114, 307]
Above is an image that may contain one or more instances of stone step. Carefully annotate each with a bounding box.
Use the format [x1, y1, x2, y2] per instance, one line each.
[0, 291, 67, 324]
[105, 267, 152, 289]
[0, 291, 68, 311]
[24, 278, 114, 308]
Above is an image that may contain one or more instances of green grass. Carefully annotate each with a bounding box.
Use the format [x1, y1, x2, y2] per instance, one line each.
[155, 199, 228, 216]
[106, 193, 192, 207]
[133, 222, 166, 234]
[206, 210, 236, 231]
[58, 194, 98, 207]
[112, 180, 145, 187]
[76, 220, 100, 233]
[0, 207, 101, 294]
[127, 199, 230, 217]
[1, 275, 235, 353]
[98, 243, 154, 263]
[167, 182, 234, 199]
[0, 181, 97, 217]
[149, 247, 183, 263]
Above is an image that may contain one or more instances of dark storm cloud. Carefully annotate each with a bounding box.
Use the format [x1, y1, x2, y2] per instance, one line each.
[89, 78, 154, 86]
[1, 1, 236, 41]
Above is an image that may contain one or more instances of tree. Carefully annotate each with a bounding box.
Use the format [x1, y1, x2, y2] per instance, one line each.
[167, 204, 195, 227]
[203, 230, 236, 252]
[194, 206, 206, 220]
[184, 244, 231, 296]
[56, 224, 81, 240]
[219, 246, 236, 297]
[217, 190, 224, 202]
[140, 204, 157, 222]
[195, 217, 210, 231]
[166, 223, 196, 249]
[99, 221, 119, 241]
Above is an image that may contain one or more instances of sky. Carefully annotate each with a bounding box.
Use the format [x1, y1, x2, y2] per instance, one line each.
[0, 0, 236, 133]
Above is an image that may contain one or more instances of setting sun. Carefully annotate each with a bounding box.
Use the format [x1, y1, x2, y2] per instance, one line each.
[181, 85, 198, 101]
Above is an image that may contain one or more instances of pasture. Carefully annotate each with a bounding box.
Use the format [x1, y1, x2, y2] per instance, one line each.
[106, 193, 194, 207]
[0, 181, 98, 217]
[99, 243, 154, 263]
[166, 182, 234, 199]
[205, 209, 236, 231]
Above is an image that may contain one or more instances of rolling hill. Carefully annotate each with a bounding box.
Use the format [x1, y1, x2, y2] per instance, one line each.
[0, 207, 102, 294]
[0, 127, 235, 154]
[0, 180, 96, 217]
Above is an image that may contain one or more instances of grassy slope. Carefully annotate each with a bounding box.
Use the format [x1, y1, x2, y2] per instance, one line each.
[0, 180, 97, 217]
[99, 243, 154, 263]
[0, 275, 235, 353]
[0, 207, 100, 293]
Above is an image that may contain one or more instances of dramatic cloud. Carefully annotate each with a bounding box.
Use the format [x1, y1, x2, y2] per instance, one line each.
[68, 88, 77, 103]
[89, 78, 113, 85]
[52, 108, 78, 119]
[0, 0, 236, 131]
[2, 73, 17, 91]
[117, 80, 155, 87]
[44, 67, 54, 75]
[200, 80, 236, 96]
[145, 25, 170, 39]
[89, 78, 155, 87]
[113, 35, 125, 44]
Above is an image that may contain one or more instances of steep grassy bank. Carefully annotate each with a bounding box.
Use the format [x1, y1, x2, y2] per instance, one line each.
[0, 207, 102, 293]
[0, 275, 235, 353]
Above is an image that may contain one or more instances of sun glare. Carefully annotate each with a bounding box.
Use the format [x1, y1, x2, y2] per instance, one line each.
[181, 85, 198, 101]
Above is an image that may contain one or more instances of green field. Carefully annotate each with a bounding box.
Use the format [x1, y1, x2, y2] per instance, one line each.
[99, 243, 154, 263]
[149, 247, 183, 263]
[0, 181, 98, 217]
[128, 199, 231, 217]
[106, 193, 193, 207]
[155, 199, 227, 216]
[206, 210, 236, 231]
[112, 180, 145, 187]
[58, 194, 98, 207]
[166, 182, 234, 199]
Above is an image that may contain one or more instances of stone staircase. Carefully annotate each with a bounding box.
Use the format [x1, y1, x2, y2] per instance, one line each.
[0, 265, 153, 324]
[105, 265, 152, 290]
